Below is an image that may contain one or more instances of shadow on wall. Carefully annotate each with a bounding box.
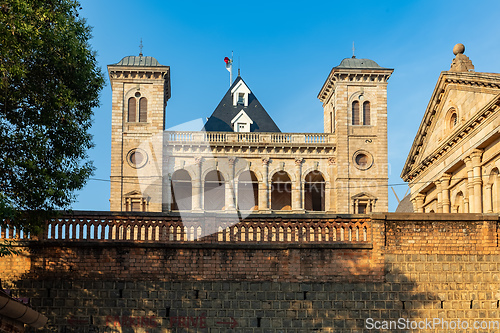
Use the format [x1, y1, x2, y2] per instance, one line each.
[6, 265, 438, 332]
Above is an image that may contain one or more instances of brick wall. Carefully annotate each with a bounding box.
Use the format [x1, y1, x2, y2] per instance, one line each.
[2, 212, 500, 332]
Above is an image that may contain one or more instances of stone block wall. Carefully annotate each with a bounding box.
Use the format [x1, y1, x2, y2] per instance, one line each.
[2, 213, 500, 332]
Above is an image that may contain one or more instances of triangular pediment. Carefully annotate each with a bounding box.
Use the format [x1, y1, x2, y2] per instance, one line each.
[352, 192, 376, 200]
[230, 80, 251, 106]
[401, 71, 500, 181]
[124, 190, 142, 197]
[231, 110, 253, 125]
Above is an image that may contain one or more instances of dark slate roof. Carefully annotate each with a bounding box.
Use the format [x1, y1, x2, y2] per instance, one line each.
[335, 57, 386, 69]
[114, 55, 164, 67]
[203, 76, 281, 132]
[395, 194, 414, 213]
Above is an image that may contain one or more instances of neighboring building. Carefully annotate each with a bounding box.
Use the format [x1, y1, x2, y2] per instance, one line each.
[401, 44, 500, 213]
[107, 54, 393, 213]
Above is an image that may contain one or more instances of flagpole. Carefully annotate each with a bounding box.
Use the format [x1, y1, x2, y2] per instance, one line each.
[230, 51, 233, 86]
[224, 53, 234, 87]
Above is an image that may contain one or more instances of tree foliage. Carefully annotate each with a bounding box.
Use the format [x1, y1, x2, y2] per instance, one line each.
[0, 0, 104, 234]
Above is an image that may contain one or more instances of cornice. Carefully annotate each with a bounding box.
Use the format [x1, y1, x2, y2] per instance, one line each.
[401, 71, 500, 180]
[402, 94, 500, 182]
[107, 66, 170, 81]
[165, 143, 336, 156]
[107, 64, 171, 102]
[318, 68, 393, 104]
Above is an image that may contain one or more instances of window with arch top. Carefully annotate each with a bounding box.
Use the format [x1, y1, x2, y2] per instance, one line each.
[127, 92, 148, 123]
[352, 101, 360, 125]
[363, 101, 370, 125]
[445, 107, 459, 132]
[139, 97, 147, 122]
[128, 98, 136, 122]
[352, 96, 371, 126]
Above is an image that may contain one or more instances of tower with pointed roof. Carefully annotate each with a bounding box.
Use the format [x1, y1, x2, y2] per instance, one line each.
[203, 76, 280, 133]
[318, 56, 393, 213]
[107, 55, 170, 211]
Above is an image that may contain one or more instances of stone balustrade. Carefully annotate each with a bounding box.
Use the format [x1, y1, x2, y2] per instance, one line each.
[165, 131, 334, 145]
[0, 212, 370, 244]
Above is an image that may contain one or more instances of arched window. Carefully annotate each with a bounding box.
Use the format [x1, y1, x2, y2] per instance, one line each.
[446, 108, 458, 131]
[139, 97, 147, 122]
[450, 113, 457, 127]
[238, 171, 258, 210]
[304, 171, 325, 211]
[489, 168, 499, 212]
[352, 101, 360, 125]
[455, 191, 464, 213]
[204, 170, 225, 210]
[171, 170, 192, 211]
[128, 97, 136, 122]
[363, 101, 370, 125]
[271, 171, 291, 210]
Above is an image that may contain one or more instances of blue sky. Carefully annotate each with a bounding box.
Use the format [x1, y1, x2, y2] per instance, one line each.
[72, 0, 500, 212]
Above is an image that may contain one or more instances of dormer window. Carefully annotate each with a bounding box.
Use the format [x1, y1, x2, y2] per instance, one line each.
[238, 93, 245, 105]
[231, 80, 251, 107]
[231, 110, 253, 133]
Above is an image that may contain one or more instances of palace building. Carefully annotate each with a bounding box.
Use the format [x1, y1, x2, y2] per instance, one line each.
[401, 44, 500, 213]
[107, 54, 393, 213]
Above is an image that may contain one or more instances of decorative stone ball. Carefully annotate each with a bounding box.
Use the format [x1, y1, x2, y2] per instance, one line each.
[453, 43, 465, 55]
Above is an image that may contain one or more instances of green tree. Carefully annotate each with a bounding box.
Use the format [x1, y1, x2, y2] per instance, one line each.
[0, 0, 104, 243]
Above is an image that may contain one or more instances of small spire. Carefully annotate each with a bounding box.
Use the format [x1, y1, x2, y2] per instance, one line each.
[238, 68, 240, 76]
[352, 41, 356, 59]
[139, 38, 143, 57]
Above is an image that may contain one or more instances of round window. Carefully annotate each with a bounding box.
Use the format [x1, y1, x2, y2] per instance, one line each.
[127, 148, 148, 169]
[353, 150, 373, 170]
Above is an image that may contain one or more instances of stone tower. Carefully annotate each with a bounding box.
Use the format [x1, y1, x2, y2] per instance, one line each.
[107, 55, 170, 211]
[318, 57, 393, 213]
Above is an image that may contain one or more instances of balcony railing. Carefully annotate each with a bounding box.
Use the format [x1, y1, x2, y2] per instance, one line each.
[165, 131, 335, 145]
[0, 212, 370, 244]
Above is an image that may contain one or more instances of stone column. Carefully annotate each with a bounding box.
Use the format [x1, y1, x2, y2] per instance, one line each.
[415, 194, 425, 213]
[440, 174, 451, 213]
[470, 149, 483, 213]
[165, 174, 172, 212]
[259, 157, 270, 211]
[464, 156, 474, 212]
[484, 184, 493, 213]
[435, 180, 443, 213]
[225, 158, 236, 210]
[192, 157, 203, 211]
[326, 157, 336, 212]
[292, 158, 303, 211]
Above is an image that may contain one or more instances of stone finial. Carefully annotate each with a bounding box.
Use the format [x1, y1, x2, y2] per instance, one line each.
[450, 43, 474, 72]
[453, 43, 465, 56]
